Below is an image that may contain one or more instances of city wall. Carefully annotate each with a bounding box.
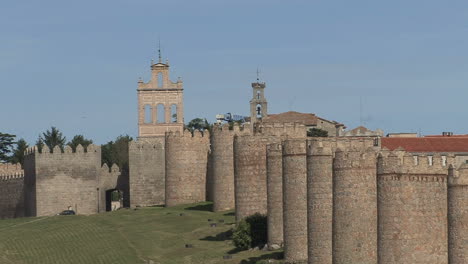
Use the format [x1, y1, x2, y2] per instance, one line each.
[165, 129, 210, 207]
[0, 172, 24, 219]
[129, 137, 165, 207]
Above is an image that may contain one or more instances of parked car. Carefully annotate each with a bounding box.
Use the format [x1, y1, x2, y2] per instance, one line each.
[58, 210, 76, 215]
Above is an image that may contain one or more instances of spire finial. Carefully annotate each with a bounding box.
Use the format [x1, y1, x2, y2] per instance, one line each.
[256, 67, 261, 82]
[158, 39, 162, 63]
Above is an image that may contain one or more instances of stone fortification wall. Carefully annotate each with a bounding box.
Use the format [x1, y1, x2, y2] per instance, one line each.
[256, 122, 306, 138]
[165, 130, 210, 207]
[0, 172, 24, 219]
[308, 137, 378, 152]
[24, 144, 101, 217]
[0, 163, 23, 174]
[129, 137, 165, 207]
[282, 139, 308, 263]
[307, 143, 333, 264]
[234, 134, 280, 221]
[333, 148, 378, 264]
[448, 164, 468, 264]
[266, 142, 283, 249]
[211, 123, 250, 212]
[99, 163, 129, 211]
[377, 152, 449, 264]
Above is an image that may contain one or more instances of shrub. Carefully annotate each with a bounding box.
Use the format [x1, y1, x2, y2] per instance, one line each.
[232, 213, 267, 250]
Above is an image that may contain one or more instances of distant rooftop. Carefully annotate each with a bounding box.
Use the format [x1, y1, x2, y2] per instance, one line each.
[382, 137, 468, 152]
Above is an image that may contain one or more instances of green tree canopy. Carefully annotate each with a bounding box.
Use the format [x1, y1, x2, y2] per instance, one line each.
[307, 128, 328, 137]
[101, 135, 133, 172]
[0, 132, 16, 163]
[67, 135, 93, 151]
[11, 138, 29, 166]
[185, 118, 211, 133]
[38, 126, 66, 152]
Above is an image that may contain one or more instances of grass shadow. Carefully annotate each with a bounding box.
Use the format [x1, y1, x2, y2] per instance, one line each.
[184, 203, 213, 212]
[200, 229, 233, 242]
[239, 251, 284, 264]
[224, 212, 235, 216]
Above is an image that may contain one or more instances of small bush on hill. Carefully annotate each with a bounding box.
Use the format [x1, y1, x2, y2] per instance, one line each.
[232, 213, 267, 250]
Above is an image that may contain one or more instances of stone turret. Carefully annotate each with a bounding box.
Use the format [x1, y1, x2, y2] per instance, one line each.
[448, 164, 468, 264]
[306, 142, 333, 264]
[282, 139, 308, 263]
[165, 130, 210, 207]
[234, 134, 279, 221]
[333, 148, 378, 264]
[266, 142, 283, 249]
[377, 151, 449, 264]
[211, 123, 250, 212]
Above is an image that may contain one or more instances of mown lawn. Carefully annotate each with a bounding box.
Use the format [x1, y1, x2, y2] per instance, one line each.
[0, 202, 282, 264]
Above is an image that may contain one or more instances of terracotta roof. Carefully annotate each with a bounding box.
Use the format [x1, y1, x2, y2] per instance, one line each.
[381, 137, 468, 152]
[264, 111, 318, 126]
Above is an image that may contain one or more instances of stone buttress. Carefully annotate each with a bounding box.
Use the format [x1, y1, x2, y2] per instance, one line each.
[266, 142, 283, 249]
[448, 164, 468, 264]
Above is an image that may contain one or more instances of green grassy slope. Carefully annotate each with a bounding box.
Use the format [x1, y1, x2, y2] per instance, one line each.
[0, 203, 282, 264]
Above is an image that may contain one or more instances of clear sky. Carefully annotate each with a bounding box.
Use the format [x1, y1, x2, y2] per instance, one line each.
[1, 0, 468, 144]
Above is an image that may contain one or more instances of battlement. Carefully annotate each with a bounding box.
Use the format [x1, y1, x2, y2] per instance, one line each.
[378, 150, 452, 176]
[308, 137, 378, 153]
[0, 172, 24, 181]
[307, 142, 333, 156]
[282, 139, 307, 156]
[449, 163, 468, 186]
[266, 143, 282, 156]
[25, 144, 100, 156]
[211, 123, 251, 136]
[101, 163, 120, 174]
[256, 122, 306, 138]
[166, 129, 210, 140]
[333, 148, 378, 169]
[0, 163, 23, 174]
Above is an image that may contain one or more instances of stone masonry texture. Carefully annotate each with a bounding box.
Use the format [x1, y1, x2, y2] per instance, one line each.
[282, 139, 308, 263]
[306, 143, 333, 264]
[448, 164, 468, 264]
[332, 148, 378, 264]
[234, 134, 279, 221]
[129, 137, 166, 207]
[266, 142, 283, 248]
[377, 152, 448, 264]
[165, 130, 210, 207]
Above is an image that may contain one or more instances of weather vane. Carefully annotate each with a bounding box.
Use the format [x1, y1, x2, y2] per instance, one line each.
[256, 67, 261, 82]
[158, 39, 162, 63]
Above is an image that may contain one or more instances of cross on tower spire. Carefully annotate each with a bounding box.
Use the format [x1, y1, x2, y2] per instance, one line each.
[158, 39, 162, 63]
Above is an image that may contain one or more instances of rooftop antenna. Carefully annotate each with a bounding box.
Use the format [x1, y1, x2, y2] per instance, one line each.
[158, 38, 162, 63]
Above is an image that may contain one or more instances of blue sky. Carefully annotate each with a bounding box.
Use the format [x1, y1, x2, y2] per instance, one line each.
[1, 0, 468, 144]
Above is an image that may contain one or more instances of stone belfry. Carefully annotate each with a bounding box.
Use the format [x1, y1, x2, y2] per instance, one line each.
[137, 49, 184, 137]
[249, 76, 268, 124]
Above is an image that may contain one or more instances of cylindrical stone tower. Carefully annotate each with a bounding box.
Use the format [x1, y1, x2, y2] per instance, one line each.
[266, 142, 283, 249]
[448, 164, 468, 264]
[377, 152, 448, 264]
[282, 139, 308, 263]
[333, 148, 377, 264]
[211, 124, 237, 212]
[307, 142, 333, 264]
[234, 135, 279, 221]
[165, 130, 210, 207]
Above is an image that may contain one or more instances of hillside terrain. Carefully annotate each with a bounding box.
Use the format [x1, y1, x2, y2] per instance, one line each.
[0, 203, 282, 264]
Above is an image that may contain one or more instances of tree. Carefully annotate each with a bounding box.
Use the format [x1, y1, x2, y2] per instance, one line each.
[39, 126, 66, 151]
[35, 136, 44, 152]
[0, 132, 16, 163]
[101, 135, 133, 172]
[11, 139, 29, 166]
[307, 128, 328, 137]
[67, 135, 93, 151]
[185, 118, 211, 133]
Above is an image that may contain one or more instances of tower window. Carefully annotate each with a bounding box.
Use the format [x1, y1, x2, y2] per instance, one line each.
[256, 104, 262, 118]
[171, 104, 177, 123]
[257, 91, 261, 99]
[157, 104, 165, 123]
[144, 105, 152, 124]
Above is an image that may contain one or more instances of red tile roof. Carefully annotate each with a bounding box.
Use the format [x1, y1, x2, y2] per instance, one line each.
[381, 137, 468, 152]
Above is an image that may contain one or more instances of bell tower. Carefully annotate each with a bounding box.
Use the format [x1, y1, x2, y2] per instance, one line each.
[249, 81, 268, 124]
[137, 51, 184, 138]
